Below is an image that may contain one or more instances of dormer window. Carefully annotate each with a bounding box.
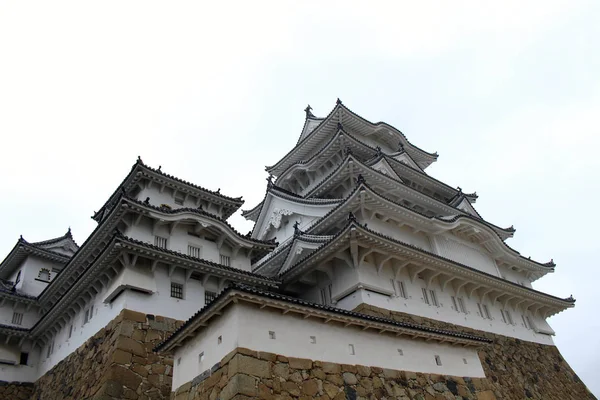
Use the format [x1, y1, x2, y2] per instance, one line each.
[37, 268, 51, 282]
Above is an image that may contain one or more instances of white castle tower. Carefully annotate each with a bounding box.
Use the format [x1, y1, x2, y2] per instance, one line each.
[0, 101, 591, 400]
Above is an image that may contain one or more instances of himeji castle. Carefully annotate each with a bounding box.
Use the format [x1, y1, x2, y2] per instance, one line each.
[0, 101, 594, 400]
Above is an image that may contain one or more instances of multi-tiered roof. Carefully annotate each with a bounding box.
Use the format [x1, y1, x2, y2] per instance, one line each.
[244, 100, 573, 320]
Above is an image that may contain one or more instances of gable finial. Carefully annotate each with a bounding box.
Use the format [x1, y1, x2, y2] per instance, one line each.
[336, 98, 342, 105]
[344, 146, 353, 156]
[337, 122, 343, 131]
[157, 165, 162, 172]
[144, 197, 150, 205]
[217, 188, 221, 194]
[348, 212, 356, 222]
[293, 221, 302, 236]
[137, 155, 143, 164]
[457, 186, 462, 194]
[356, 174, 366, 185]
[304, 104, 314, 118]
[266, 174, 274, 187]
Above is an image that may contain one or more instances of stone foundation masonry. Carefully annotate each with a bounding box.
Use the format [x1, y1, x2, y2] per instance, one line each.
[31, 309, 183, 400]
[173, 346, 497, 400]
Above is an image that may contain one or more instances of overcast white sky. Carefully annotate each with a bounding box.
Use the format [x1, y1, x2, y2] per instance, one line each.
[1, 1, 598, 394]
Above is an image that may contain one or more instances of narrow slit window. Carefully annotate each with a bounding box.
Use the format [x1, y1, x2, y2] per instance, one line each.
[198, 352, 204, 363]
[429, 289, 439, 307]
[463, 358, 468, 364]
[422, 288, 430, 305]
[20, 352, 28, 365]
[68, 324, 73, 339]
[398, 281, 407, 299]
[349, 344, 355, 355]
[435, 355, 442, 366]
[482, 304, 491, 319]
[500, 309, 507, 324]
[177, 357, 181, 366]
[12, 312, 23, 325]
[457, 297, 467, 314]
[505, 310, 514, 325]
[217, 336, 222, 344]
[171, 282, 184, 299]
[269, 331, 276, 339]
[310, 336, 316, 344]
[451, 296, 459, 312]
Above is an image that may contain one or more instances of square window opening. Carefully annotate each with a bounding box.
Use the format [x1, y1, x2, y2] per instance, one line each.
[171, 282, 184, 299]
[269, 331, 276, 340]
[310, 336, 316, 344]
[205, 291, 217, 304]
[349, 344, 355, 355]
[397, 349, 404, 356]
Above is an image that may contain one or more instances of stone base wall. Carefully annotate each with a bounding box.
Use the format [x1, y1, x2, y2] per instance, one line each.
[173, 347, 497, 400]
[354, 304, 595, 400]
[31, 309, 182, 400]
[0, 381, 34, 400]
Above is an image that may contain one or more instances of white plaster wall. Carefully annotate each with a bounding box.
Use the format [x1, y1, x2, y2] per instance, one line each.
[125, 219, 251, 272]
[0, 340, 39, 382]
[359, 219, 432, 251]
[497, 265, 532, 288]
[0, 301, 39, 329]
[137, 185, 224, 218]
[173, 307, 239, 389]
[118, 264, 219, 322]
[433, 235, 499, 277]
[172, 302, 485, 391]
[336, 287, 555, 346]
[16, 256, 63, 297]
[36, 283, 128, 378]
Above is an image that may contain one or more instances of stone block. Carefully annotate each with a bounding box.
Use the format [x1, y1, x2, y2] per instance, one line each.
[122, 309, 147, 323]
[112, 349, 132, 365]
[288, 357, 313, 370]
[321, 362, 341, 374]
[117, 337, 147, 357]
[229, 354, 270, 378]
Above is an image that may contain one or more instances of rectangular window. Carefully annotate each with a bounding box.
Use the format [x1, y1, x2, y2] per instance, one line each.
[19, 352, 28, 365]
[526, 316, 533, 329]
[310, 336, 317, 344]
[171, 282, 184, 299]
[422, 288, 430, 305]
[269, 331, 276, 339]
[154, 236, 168, 249]
[504, 310, 514, 325]
[320, 284, 333, 305]
[500, 309, 507, 324]
[451, 296, 459, 312]
[84, 305, 94, 325]
[220, 255, 231, 266]
[187, 245, 201, 258]
[429, 289, 439, 307]
[46, 345, 51, 358]
[12, 312, 23, 325]
[522, 314, 529, 329]
[397, 281, 407, 299]
[175, 196, 184, 206]
[198, 352, 205, 363]
[435, 355, 442, 366]
[478, 303, 491, 319]
[204, 290, 216, 304]
[348, 344, 355, 355]
[68, 324, 73, 338]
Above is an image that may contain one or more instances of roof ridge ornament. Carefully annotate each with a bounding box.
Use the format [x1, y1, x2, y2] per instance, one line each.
[293, 221, 303, 237]
[266, 174, 274, 188]
[337, 122, 344, 131]
[348, 212, 356, 222]
[376, 146, 383, 157]
[356, 174, 366, 185]
[304, 104, 314, 118]
[336, 98, 343, 105]
[344, 146, 353, 156]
